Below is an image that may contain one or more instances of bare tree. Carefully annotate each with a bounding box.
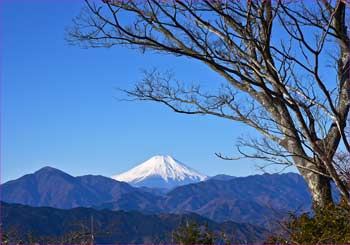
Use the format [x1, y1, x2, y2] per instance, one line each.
[67, 0, 350, 208]
[335, 127, 350, 189]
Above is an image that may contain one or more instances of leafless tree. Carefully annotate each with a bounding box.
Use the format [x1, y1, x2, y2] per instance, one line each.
[336, 127, 350, 187]
[334, 150, 350, 188]
[67, 0, 350, 208]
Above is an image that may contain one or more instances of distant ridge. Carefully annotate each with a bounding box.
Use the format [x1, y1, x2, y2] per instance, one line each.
[1, 166, 161, 211]
[209, 174, 237, 181]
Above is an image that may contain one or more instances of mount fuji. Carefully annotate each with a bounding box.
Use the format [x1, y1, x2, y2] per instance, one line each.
[112, 155, 208, 188]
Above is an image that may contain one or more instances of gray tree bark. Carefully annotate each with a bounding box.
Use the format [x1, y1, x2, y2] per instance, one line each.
[298, 163, 333, 208]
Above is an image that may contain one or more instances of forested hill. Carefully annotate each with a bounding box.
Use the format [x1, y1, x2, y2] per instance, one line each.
[1, 202, 268, 244]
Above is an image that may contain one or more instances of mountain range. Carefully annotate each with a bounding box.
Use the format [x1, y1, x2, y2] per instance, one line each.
[1, 166, 161, 212]
[163, 172, 312, 224]
[1, 156, 324, 243]
[1, 165, 313, 225]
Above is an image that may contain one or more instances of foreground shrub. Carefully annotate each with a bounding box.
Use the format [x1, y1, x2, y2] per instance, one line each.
[171, 221, 215, 244]
[265, 202, 350, 244]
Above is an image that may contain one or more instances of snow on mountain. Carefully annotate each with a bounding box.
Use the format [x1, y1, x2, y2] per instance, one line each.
[112, 155, 208, 188]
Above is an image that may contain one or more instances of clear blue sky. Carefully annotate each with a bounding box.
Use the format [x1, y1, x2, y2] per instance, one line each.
[1, 1, 294, 183]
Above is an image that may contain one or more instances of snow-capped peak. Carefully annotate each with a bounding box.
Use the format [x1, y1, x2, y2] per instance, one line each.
[112, 155, 208, 188]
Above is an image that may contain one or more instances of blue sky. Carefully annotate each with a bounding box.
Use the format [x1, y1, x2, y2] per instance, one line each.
[1, 1, 294, 183]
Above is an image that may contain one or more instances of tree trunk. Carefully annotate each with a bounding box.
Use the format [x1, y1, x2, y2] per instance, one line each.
[290, 148, 334, 209]
[299, 169, 333, 208]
